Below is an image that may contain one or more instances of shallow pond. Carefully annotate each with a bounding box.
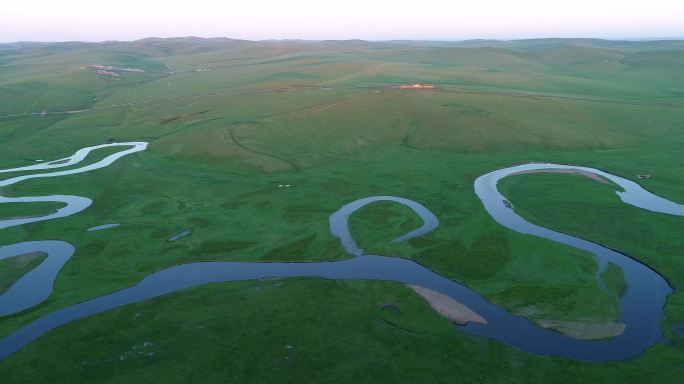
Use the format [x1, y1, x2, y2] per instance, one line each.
[86, 223, 120, 232]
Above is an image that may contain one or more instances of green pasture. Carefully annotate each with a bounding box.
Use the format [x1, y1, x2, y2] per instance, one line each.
[0, 38, 683, 383]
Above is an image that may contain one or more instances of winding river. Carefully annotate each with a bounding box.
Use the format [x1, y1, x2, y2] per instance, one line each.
[0, 143, 682, 362]
[0, 143, 147, 316]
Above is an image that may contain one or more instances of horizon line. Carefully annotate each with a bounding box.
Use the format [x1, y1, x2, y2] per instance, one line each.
[2, 36, 684, 45]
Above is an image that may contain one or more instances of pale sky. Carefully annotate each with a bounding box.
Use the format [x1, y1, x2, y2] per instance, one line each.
[2, 0, 684, 42]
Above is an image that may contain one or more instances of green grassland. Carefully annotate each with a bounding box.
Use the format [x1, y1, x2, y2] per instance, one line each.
[0, 252, 46, 295]
[0, 202, 64, 220]
[0, 38, 683, 383]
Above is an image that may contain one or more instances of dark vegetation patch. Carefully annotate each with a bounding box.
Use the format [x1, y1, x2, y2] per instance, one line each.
[263, 234, 318, 261]
[0, 252, 46, 295]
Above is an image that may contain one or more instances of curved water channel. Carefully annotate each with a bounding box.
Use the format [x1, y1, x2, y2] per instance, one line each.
[0, 144, 683, 362]
[0, 142, 147, 314]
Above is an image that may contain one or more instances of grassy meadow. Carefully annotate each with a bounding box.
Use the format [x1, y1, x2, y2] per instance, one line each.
[0, 38, 683, 383]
